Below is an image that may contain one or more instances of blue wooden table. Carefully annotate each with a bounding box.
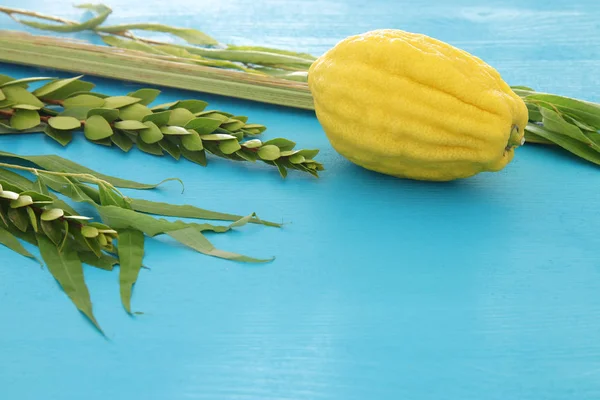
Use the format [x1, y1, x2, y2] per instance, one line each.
[1, 1, 600, 399]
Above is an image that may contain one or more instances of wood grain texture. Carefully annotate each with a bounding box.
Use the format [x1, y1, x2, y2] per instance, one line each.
[1, 1, 600, 400]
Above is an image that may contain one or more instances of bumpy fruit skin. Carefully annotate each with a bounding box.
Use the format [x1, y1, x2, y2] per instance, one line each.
[308, 29, 529, 181]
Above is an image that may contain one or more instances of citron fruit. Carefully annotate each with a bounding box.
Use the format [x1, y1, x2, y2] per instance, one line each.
[307, 29, 529, 181]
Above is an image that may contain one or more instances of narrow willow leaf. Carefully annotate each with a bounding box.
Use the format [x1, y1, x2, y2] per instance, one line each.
[181, 147, 207, 166]
[79, 251, 119, 271]
[10, 109, 40, 131]
[130, 198, 279, 226]
[127, 88, 161, 106]
[526, 93, 600, 129]
[181, 130, 204, 151]
[84, 236, 102, 257]
[258, 145, 281, 161]
[158, 138, 181, 160]
[139, 121, 163, 144]
[117, 229, 145, 314]
[84, 115, 113, 140]
[48, 116, 81, 131]
[142, 110, 171, 125]
[98, 183, 128, 208]
[110, 129, 134, 152]
[37, 235, 103, 333]
[564, 115, 598, 132]
[34, 176, 50, 196]
[540, 108, 593, 145]
[103, 96, 142, 109]
[167, 226, 273, 263]
[226, 44, 317, 60]
[114, 120, 148, 130]
[525, 124, 600, 165]
[0, 225, 38, 262]
[181, 45, 314, 66]
[14, 4, 111, 32]
[263, 138, 296, 151]
[0, 204, 8, 227]
[0, 77, 54, 88]
[25, 206, 38, 233]
[99, 23, 219, 46]
[160, 125, 190, 136]
[60, 106, 92, 120]
[63, 94, 105, 108]
[219, 140, 242, 155]
[100, 35, 171, 55]
[173, 100, 209, 113]
[33, 75, 84, 98]
[136, 139, 164, 155]
[87, 107, 120, 122]
[185, 117, 221, 134]
[8, 207, 29, 232]
[118, 103, 152, 121]
[167, 108, 195, 126]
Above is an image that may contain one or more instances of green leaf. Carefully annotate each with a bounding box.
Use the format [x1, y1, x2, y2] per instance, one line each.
[167, 226, 273, 263]
[14, 4, 111, 33]
[41, 79, 95, 101]
[197, 111, 231, 122]
[142, 110, 171, 126]
[99, 23, 219, 46]
[7, 207, 29, 232]
[0, 225, 39, 263]
[181, 147, 207, 166]
[41, 208, 64, 221]
[242, 139, 262, 149]
[221, 119, 246, 132]
[526, 93, 600, 129]
[127, 88, 161, 106]
[160, 125, 190, 136]
[173, 100, 209, 113]
[48, 116, 81, 131]
[185, 117, 221, 134]
[12, 104, 42, 111]
[36, 235, 103, 333]
[139, 121, 164, 144]
[114, 120, 148, 130]
[136, 139, 164, 156]
[87, 108, 120, 122]
[98, 183, 128, 208]
[258, 145, 281, 161]
[110, 129, 134, 152]
[79, 251, 119, 271]
[0, 190, 20, 200]
[525, 123, 600, 165]
[63, 94, 105, 108]
[219, 139, 241, 155]
[25, 206, 38, 233]
[297, 149, 320, 159]
[236, 149, 258, 162]
[263, 138, 296, 151]
[0, 77, 54, 88]
[0, 88, 5, 101]
[226, 44, 317, 60]
[103, 96, 142, 109]
[199, 133, 236, 141]
[60, 106, 93, 120]
[181, 130, 204, 151]
[117, 229, 145, 314]
[540, 108, 593, 145]
[158, 138, 181, 160]
[288, 153, 306, 164]
[167, 108, 195, 126]
[40, 219, 64, 246]
[10, 195, 33, 208]
[84, 115, 113, 140]
[32, 75, 85, 98]
[151, 101, 178, 111]
[10, 109, 40, 131]
[82, 225, 99, 238]
[118, 103, 152, 121]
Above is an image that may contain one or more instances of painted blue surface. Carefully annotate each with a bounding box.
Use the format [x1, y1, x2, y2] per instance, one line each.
[1, 1, 600, 399]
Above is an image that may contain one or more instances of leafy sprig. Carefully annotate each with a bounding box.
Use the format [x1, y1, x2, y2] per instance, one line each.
[0, 4, 315, 82]
[0, 73, 324, 178]
[512, 86, 600, 166]
[0, 151, 281, 334]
